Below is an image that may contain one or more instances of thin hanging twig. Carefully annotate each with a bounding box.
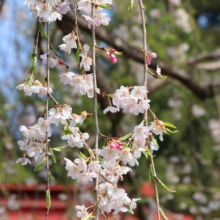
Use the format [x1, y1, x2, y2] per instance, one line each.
[91, 1, 100, 219]
[45, 22, 51, 220]
[138, 0, 161, 219]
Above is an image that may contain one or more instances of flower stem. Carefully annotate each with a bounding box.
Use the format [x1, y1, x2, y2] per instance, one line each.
[138, 0, 161, 219]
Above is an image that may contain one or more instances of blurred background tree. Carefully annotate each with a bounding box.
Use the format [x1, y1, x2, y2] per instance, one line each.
[0, 0, 220, 219]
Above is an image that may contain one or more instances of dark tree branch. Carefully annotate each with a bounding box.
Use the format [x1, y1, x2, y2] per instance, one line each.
[57, 12, 220, 100]
[0, 0, 5, 13]
[187, 49, 220, 64]
[197, 61, 220, 71]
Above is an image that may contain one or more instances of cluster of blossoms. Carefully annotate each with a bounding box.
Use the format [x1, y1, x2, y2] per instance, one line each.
[103, 86, 150, 115]
[17, 0, 173, 218]
[132, 120, 167, 159]
[24, 0, 70, 22]
[16, 104, 88, 165]
[16, 80, 53, 98]
[64, 139, 142, 215]
[59, 72, 100, 98]
[64, 158, 97, 184]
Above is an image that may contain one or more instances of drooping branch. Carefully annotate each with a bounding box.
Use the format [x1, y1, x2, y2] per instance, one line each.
[57, 11, 220, 100]
[91, 1, 100, 219]
[138, 1, 160, 219]
[45, 22, 51, 220]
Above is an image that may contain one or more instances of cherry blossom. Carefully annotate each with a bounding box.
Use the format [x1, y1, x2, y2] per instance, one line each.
[59, 72, 76, 85]
[62, 127, 89, 148]
[79, 44, 90, 57]
[75, 205, 88, 218]
[59, 31, 77, 54]
[103, 106, 119, 114]
[83, 13, 111, 28]
[108, 86, 150, 115]
[16, 157, 31, 165]
[49, 105, 72, 125]
[80, 56, 92, 71]
[156, 65, 161, 76]
[40, 53, 58, 68]
[151, 120, 166, 141]
[150, 141, 159, 152]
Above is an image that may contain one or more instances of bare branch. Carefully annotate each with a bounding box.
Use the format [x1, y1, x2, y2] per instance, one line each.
[138, 1, 160, 219]
[187, 49, 220, 64]
[197, 61, 220, 71]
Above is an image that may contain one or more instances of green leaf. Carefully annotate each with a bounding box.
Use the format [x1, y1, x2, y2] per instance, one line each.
[52, 146, 67, 152]
[63, 123, 72, 135]
[164, 122, 176, 129]
[145, 148, 152, 159]
[159, 208, 168, 220]
[82, 214, 95, 220]
[39, 23, 48, 38]
[88, 148, 94, 156]
[151, 136, 159, 148]
[76, 123, 81, 127]
[46, 189, 50, 210]
[98, 157, 103, 162]
[166, 128, 179, 134]
[158, 75, 168, 79]
[26, 75, 34, 87]
[32, 57, 37, 75]
[49, 173, 55, 181]
[113, 51, 123, 56]
[99, 4, 111, 9]
[31, 47, 36, 60]
[34, 158, 46, 171]
[78, 152, 87, 160]
[76, 48, 80, 63]
[122, 143, 130, 149]
[119, 133, 132, 141]
[128, 0, 135, 10]
[158, 179, 176, 193]
[138, 43, 143, 50]
[49, 148, 57, 164]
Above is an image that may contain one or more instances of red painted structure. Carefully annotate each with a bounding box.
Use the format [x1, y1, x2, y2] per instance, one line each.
[0, 183, 194, 220]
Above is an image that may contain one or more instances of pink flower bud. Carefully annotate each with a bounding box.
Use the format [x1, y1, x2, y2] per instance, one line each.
[118, 146, 124, 151]
[59, 60, 65, 65]
[106, 51, 110, 56]
[146, 58, 151, 65]
[118, 142, 123, 146]
[110, 54, 116, 59]
[110, 58, 117, 63]
[150, 53, 157, 58]
[110, 142, 116, 149]
[114, 137, 119, 140]
[111, 49, 116, 52]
